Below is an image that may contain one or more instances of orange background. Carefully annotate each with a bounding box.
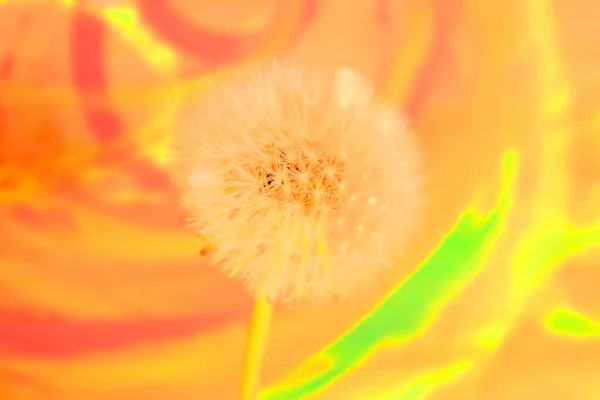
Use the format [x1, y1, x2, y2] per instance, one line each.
[0, 0, 599, 399]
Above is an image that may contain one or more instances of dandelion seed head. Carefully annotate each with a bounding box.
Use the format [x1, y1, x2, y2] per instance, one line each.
[171, 61, 425, 305]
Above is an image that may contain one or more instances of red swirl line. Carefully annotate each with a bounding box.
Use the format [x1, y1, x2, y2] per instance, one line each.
[136, 0, 261, 64]
[71, 9, 123, 142]
[405, 0, 460, 120]
[136, 0, 320, 66]
[0, 307, 242, 358]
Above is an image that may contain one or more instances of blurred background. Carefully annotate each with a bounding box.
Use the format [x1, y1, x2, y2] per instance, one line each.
[0, 0, 599, 399]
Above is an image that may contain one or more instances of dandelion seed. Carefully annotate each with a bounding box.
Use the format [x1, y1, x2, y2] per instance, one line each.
[171, 61, 425, 305]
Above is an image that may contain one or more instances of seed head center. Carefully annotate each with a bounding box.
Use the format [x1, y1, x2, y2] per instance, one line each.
[252, 142, 344, 214]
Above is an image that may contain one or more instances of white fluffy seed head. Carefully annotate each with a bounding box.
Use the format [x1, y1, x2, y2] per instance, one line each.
[171, 61, 425, 305]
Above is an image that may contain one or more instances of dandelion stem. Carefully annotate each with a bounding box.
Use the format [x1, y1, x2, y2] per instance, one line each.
[240, 296, 274, 400]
